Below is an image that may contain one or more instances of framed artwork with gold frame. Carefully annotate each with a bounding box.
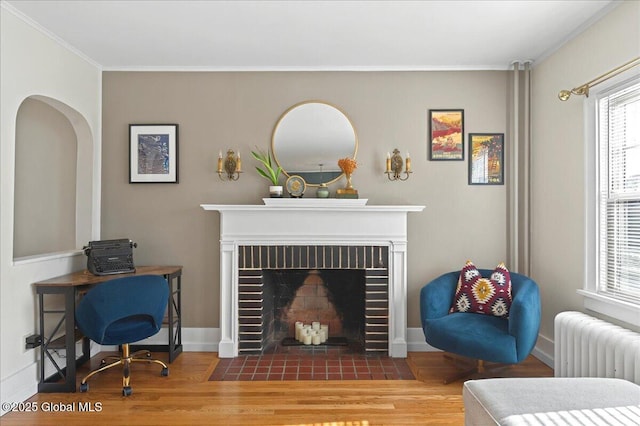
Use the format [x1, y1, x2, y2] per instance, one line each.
[468, 133, 504, 185]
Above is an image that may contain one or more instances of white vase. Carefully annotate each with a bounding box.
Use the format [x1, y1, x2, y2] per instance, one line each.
[269, 185, 283, 198]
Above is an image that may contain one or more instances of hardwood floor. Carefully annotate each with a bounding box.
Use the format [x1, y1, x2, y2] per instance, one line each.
[1, 352, 552, 425]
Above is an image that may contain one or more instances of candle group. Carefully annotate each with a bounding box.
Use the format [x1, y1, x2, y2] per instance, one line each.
[295, 321, 328, 346]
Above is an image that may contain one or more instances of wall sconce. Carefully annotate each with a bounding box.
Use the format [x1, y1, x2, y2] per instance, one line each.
[385, 149, 412, 181]
[217, 149, 242, 181]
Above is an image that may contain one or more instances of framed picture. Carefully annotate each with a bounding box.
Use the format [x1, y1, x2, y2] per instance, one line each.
[129, 124, 179, 183]
[428, 109, 464, 160]
[468, 133, 504, 185]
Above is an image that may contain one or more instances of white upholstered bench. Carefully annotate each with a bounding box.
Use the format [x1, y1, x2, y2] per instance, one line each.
[463, 377, 640, 425]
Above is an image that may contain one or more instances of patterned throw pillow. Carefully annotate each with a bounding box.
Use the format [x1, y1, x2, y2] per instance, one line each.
[450, 260, 512, 317]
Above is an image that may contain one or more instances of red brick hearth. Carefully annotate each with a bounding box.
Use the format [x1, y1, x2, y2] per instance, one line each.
[210, 347, 415, 381]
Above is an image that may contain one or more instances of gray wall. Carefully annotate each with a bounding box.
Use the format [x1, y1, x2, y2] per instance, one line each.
[102, 71, 509, 328]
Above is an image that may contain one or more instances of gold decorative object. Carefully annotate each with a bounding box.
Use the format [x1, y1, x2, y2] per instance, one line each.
[218, 149, 242, 181]
[286, 175, 306, 198]
[558, 56, 640, 101]
[385, 148, 412, 181]
[336, 157, 358, 198]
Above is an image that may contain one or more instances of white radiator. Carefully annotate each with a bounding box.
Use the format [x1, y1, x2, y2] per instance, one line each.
[554, 311, 640, 384]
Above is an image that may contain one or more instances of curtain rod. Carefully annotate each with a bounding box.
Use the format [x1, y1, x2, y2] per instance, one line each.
[558, 56, 640, 101]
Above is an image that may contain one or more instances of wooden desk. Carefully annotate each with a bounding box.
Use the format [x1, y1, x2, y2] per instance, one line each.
[34, 265, 182, 393]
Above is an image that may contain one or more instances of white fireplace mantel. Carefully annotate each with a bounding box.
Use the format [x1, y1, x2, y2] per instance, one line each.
[201, 200, 425, 358]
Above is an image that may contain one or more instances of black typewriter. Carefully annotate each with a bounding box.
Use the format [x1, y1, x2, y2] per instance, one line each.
[83, 239, 137, 276]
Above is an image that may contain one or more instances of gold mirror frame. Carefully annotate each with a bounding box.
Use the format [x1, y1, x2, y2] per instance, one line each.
[271, 101, 358, 187]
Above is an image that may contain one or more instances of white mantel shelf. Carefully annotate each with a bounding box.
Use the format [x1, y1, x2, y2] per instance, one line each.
[201, 203, 424, 243]
[201, 202, 425, 358]
[201, 200, 424, 212]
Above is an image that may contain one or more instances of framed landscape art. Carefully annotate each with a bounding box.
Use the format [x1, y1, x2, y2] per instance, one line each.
[428, 109, 464, 160]
[129, 124, 179, 183]
[468, 133, 504, 185]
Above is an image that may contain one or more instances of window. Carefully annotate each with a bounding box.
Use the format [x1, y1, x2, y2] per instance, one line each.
[582, 75, 640, 326]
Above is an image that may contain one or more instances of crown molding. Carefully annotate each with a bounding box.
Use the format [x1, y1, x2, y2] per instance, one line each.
[102, 64, 513, 72]
[1, 0, 102, 71]
[534, 0, 623, 66]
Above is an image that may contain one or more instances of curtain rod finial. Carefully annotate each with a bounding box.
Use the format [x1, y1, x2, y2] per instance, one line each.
[558, 90, 571, 101]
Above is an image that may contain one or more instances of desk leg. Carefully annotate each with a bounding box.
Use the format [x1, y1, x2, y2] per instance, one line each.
[38, 287, 79, 393]
[64, 288, 77, 392]
[38, 292, 45, 390]
[167, 272, 183, 363]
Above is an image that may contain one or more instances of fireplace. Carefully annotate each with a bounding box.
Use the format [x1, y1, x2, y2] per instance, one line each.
[201, 200, 424, 358]
[238, 245, 388, 354]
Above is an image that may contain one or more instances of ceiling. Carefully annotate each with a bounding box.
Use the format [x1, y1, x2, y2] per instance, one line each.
[4, 0, 616, 71]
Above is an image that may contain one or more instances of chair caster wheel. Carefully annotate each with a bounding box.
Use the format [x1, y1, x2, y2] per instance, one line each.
[122, 386, 132, 396]
[79, 383, 88, 392]
[161, 367, 169, 377]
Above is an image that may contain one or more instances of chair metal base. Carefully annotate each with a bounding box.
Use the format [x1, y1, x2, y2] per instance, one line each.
[79, 343, 168, 396]
[441, 354, 511, 384]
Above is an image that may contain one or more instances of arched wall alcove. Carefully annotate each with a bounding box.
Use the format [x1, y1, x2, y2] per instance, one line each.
[13, 95, 94, 260]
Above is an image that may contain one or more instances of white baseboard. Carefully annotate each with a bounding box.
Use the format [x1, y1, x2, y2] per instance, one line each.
[110, 327, 556, 366]
[0, 362, 38, 416]
[132, 327, 220, 352]
[532, 332, 554, 368]
[407, 327, 440, 352]
[138, 327, 438, 354]
[0, 343, 103, 417]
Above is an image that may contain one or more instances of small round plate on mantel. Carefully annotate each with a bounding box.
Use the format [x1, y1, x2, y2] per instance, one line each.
[285, 175, 306, 198]
[262, 198, 368, 206]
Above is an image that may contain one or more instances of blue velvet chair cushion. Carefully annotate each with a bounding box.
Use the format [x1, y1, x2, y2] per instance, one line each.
[420, 269, 541, 365]
[425, 313, 517, 363]
[76, 275, 169, 346]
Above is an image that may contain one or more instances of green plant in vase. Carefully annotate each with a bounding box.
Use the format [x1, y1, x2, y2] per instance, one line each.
[251, 147, 283, 197]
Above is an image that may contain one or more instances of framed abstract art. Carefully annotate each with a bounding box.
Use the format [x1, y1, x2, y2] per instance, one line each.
[129, 124, 179, 183]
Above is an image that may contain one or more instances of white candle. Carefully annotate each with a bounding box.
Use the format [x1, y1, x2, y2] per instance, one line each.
[320, 329, 327, 343]
[295, 322, 303, 341]
[312, 334, 321, 345]
[312, 321, 320, 331]
[301, 325, 310, 342]
[303, 333, 312, 345]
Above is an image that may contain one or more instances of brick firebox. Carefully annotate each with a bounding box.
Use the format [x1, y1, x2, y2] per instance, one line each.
[237, 245, 389, 354]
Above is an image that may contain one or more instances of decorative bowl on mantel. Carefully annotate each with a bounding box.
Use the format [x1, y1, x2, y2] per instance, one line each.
[262, 198, 368, 207]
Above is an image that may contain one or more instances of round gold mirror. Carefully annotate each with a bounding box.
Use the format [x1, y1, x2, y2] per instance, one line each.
[271, 101, 358, 186]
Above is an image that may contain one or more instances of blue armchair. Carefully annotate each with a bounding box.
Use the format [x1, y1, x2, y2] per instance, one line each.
[75, 274, 170, 396]
[420, 269, 541, 383]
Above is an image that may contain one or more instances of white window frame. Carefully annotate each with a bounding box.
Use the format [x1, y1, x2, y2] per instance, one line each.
[581, 71, 640, 327]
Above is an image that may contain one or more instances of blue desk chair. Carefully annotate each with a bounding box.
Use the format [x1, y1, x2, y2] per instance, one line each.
[75, 275, 169, 396]
[420, 269, 540, 384]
